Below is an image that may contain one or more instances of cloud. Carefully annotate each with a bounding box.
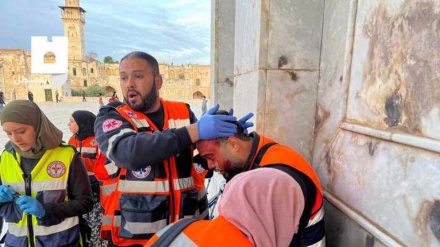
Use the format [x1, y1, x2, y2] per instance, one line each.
[0, 0, 211, 65]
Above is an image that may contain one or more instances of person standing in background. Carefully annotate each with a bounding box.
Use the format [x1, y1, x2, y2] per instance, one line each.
[68, 110, 106, 246]
[55, 91, 60, 103]
[98, 93, 104, 107]
[201, 95, 207, 116]
[82, 91, 87, 102]
[27, 91, 33, 102]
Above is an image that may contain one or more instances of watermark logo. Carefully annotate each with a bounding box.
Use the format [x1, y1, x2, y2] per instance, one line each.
[30, 36, 68, 87]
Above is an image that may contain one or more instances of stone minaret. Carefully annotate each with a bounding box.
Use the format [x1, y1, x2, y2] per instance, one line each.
[59, 0, 86, 62]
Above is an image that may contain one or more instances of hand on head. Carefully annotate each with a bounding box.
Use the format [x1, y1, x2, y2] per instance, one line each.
[197, 104, 237, 140]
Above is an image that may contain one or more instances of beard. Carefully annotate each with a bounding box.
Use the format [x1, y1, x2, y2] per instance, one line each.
[125, 80, 158, 112]
[222, 159, 246, 182]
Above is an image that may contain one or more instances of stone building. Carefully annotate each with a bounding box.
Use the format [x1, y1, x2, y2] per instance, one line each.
[0, 0, 210, 102]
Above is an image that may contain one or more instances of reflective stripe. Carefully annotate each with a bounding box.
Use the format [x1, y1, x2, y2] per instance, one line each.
[32, 180, 67, 191]
[172, 232, 198, 246]
[131, 118, 150, 128]
[101, 183, 117, 196]
[118, 180, 169, 193]
[173, 177, 194, 190]
[198, 189, 207, 199]
[104, 160, 118, 176]
[102, 215, 112, 226]
[168, 119, 190, 128]
[1, 182, 25, 193]
[198, 207, 209, 220]
[87, 171, 95, 176]
[7, 224, 28, 237]
[34, 217, 79, 236]
[113, 216, 167, 234]
[106, 128, 136, 159]
[76, 147, 97, 154]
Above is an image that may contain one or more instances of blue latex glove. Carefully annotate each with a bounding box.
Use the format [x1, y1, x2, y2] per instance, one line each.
[228, 109, 254, 135]
[0, 185, 14, 203]
[198, 104, 237, 140]
[16, 196, 46, 218]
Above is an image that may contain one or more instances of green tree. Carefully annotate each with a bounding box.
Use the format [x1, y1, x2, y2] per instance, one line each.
[103, 56, 114, 64]
[85, 84, 106, 96]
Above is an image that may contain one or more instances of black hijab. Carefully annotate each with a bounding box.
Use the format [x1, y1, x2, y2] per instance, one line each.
[71, 110, 96, 141]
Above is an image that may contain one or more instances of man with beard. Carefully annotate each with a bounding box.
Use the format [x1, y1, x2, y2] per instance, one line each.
[93, 51, 251, 247]
[195, 110, 326, 247]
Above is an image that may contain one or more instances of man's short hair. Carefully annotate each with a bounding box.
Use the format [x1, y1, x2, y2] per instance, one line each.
[121, 51, 160, 76]
[214, 110, 250, 142]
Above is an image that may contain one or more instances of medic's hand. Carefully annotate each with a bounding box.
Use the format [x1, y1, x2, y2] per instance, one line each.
[16, 196, 46, 218]
[228, 109, 254, 135]
[0, 185, 14, 203]
[198, 104, 237, 140]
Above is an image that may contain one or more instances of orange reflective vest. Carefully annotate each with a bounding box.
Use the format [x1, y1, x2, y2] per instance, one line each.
[95, 99, 207, 246]
[250, 134, 325, 246]
[68, 135, 99, 175]
[145, 216, 253, 247]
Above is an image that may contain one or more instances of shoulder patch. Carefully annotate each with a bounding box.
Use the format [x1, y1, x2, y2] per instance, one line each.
[193, 163, 205, 174]
[102, 119, 123, 132]
[132, 166, 152, 178]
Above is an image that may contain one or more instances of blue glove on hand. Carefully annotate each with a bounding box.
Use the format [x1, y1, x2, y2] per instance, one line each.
[16, 196, 46, 218]
[198, 104, 237, 140]
[0, 185, 15, 203]
[228, 109, 254, 135]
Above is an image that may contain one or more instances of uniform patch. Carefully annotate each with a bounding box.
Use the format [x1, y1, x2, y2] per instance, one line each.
[90, 139, 98, 146]
[47, 161, 66, 178]
[132, 166, 151, 178]
[102, 119, 123, 132]
[194, 163, 205, 174]
[125, 110, 137, 118]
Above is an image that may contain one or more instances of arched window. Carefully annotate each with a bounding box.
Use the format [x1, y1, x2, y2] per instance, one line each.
[83, 80, 88, 87]
[73, 68, 77, 76]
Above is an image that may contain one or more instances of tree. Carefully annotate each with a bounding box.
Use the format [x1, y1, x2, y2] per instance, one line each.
[85, 51, 98, 62]
[85, 84, 106, 96]
[103, 56, 115, 64]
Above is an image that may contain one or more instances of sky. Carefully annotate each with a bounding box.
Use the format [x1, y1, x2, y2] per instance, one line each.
[0, 0, 211, 65]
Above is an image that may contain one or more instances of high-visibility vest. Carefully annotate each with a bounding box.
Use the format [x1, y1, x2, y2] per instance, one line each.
[68, 135, 99, 175]
[0, 145, 81, 247]
[97, 99, 207, 246]
[145, 216, 253, 247]
[251, 134, 325, 246]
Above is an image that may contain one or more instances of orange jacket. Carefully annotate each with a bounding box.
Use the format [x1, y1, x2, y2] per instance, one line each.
[145, 216, 253, 247]
[248, 133, 325, 246]
[95, 100, 207, 246]
[68, 135, 98, 174]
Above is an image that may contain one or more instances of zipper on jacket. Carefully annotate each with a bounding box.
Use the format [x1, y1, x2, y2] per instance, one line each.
[23, 174, 35, 247]
[167, 158, 175, 223]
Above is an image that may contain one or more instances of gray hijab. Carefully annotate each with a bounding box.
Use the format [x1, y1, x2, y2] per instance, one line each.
[0, 100, 62, 159]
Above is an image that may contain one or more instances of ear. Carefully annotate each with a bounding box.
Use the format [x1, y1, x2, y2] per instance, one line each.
[227, 136, 240, 151]
[156, 74, 163, 90]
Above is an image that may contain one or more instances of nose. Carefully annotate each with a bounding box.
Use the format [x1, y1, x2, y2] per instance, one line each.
[207, 160, 216, 170]
[127, 76, 136, 88]
[10, 133, 20, 143]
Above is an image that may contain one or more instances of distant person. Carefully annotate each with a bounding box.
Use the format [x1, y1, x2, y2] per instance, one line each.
[145, 169, 304, 247]
[201, 95, 207, 116]
[0, 100, 93, 246]
[108, 91, 119, 103]
[82, 91, 87, 102]
[55, 91, 60, 103]
[0, 91, 5, 111]
[28, 91, 34, 102]
[98, 93, 104, 107]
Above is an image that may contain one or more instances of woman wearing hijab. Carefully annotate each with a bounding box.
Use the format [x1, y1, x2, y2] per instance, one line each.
[68, 110, 106, 246]
[0, 100, 93, 247]
[145, 168, 305, 247]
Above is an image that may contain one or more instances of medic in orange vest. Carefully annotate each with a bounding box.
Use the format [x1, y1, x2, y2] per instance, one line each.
[68, 110, 106, 246]
[196, 110, 326, 247]
[93, 51, 243, 247]
[145, 168, 304, 247]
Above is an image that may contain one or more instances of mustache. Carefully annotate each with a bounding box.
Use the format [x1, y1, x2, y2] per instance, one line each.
[127, 89, 141, 95]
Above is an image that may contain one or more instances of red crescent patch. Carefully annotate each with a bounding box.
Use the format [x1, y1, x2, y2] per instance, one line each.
[132, 166, 152, 178]
[47, 161, 66, 178]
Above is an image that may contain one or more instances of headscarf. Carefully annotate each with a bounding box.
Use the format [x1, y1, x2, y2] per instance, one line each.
[218, 168, 305, 247]
[0, 100, 62, 159]
[71, 110, 96, 141]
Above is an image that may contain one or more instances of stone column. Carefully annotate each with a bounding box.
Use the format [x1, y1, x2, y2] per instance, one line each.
[210, 0, 235, 110]
[233, 0, 324, 161]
